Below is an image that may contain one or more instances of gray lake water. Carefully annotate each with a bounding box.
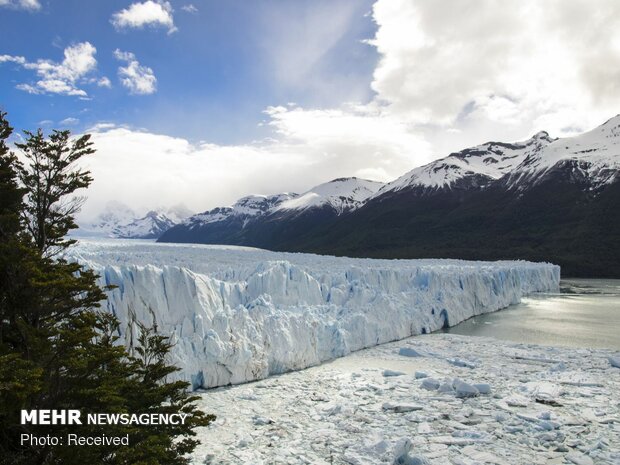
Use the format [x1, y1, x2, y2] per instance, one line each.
[442, 279, 620, 350]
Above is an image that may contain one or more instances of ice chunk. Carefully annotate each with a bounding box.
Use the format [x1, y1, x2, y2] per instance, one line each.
[527, 382, 562, 403]
[252, 416, 273, 425]
[383, 370, 406, 377]
[392, 439, 429, 465]
[383, 403, 424, 413]
[438, 382, 454, 393]
[421, 378, 440, 391]
[414, 371, 428, 379]
[566, 453, 594, 465]
[536, 420, 560, 431]
[505, 395, 529, 407]
[448, 358, 477, 368]
[453, 380, 479, 398]
[399, 347, 423, 357]
[418, 422, 432, 434]
[473, 383, 491, 394]
[609, 355, 620, 368]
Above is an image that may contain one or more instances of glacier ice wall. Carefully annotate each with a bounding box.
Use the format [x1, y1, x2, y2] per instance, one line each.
[69, 240, 560, 389]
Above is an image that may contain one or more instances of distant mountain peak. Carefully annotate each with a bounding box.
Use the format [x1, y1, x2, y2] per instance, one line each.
[77, 202, 193, 239]
[531, 130, 552, 140]
[185, 192, 299, 227]
[372, 118, 616, 198]
[276, 177, 384, 214]
[504, 117, 620, 190]
[158, 177, 385, 245]
[600, 113, 620, 128]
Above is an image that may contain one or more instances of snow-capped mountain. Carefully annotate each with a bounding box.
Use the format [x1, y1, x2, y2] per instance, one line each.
[160, 116, 620, 277]
[185, 193, 298, 227]
[112, 211, 177, 239]
[504, 114, 620, 190]
[81, 201, 138, 237]
[77, 202, 192, 239]
[276, 177, 383, 214]
[295, 116, 620, 277]
[373, 131, 556, 197]
[162, 204, 194, 223]
[375, 115, 620, 198]
[158, 177, 384, 245]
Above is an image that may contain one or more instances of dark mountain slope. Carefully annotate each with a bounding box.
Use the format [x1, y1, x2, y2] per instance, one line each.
[287, 172, 620, 277]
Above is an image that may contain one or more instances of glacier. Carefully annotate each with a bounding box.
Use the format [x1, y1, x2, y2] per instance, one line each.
[67, 239, 560, 390]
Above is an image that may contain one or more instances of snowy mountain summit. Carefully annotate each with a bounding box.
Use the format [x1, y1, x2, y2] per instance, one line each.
[185, 176, 383, 227]
[83, 201, 137, 236]
[158, 177, 384, 244]
[113, 211, 178, 239]
[505, 114, 620, 190]
[375, 132, 556, 196]
[78, 202, 192, 239]
[185, 193, 298, 227]
[276, 177, 384, 214]
[376, 115, 620, 197]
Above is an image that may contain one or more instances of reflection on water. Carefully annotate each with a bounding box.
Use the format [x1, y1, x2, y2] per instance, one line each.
[441, 279, 620, 350]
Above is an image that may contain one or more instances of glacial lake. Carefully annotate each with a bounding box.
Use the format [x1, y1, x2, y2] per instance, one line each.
[441, 279, 620, 350]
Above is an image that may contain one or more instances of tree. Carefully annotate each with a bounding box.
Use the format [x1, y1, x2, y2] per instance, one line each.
[15, 129, 94, 256]
[0, 113, 214, 465]
[0, 112, 24, 240]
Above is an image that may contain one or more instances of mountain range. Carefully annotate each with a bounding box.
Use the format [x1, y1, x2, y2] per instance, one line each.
[157, 115, 620, 277]
[159, 177, 383, 247]
[77, 202, 192, 239]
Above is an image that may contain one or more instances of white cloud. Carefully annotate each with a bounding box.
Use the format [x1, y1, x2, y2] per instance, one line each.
[15, 83, 40, 94]
[0, 55, 26, 64]
[97, 76, 112, 88]
[60, 117, 79, 126]
[111, 1, 177, 34]
[237, 0, 620, 175]
[1, 42, 101, 97]
[88, 122, 116, 132]
[113, 50, 134, 62]
[113, 49, 157, 95]
[38, 79, 87, 96]
[181, 4, 197, 14]
[76, 105, 428, 220]
[0, 0, 41, 11]
[367, 0, 620, 143]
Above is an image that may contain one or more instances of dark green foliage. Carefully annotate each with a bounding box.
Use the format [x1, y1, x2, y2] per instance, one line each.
[15, 129, 94, 256]
[0, 112, 24, 240]
[0, 112, 214, 465]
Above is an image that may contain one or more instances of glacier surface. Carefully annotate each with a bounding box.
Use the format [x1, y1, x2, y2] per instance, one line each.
[67, 239, 560, 389]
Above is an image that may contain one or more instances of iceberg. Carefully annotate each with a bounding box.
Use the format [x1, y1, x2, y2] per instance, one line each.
[68, 239, 560, 389]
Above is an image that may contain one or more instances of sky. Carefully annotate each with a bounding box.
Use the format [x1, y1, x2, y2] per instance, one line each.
[1, 0, 620, 221]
